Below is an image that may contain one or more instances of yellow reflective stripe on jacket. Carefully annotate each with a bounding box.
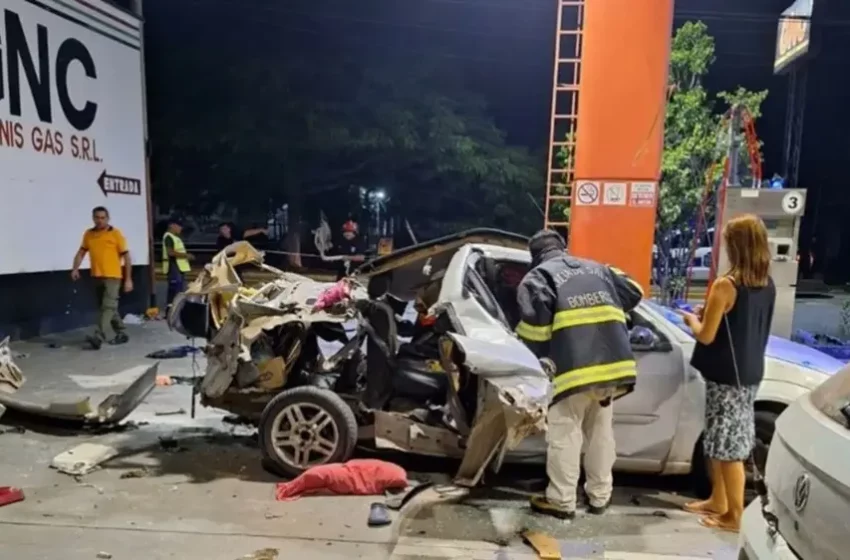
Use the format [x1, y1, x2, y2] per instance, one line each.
[610, 266, 645, 297]
[162, 232, 191, 274]
[516, 321, 552, 342]
[553, 359, 637, 395]
[552, 305, 626, 331]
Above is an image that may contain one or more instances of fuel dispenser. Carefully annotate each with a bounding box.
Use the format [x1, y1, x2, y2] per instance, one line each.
[714, 188, 806, 338]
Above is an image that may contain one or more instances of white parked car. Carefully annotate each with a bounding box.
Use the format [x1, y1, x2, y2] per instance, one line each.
[739, 362, 850, 559]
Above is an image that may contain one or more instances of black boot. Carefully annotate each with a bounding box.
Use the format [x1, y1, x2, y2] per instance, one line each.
[587, 500, 610, 515]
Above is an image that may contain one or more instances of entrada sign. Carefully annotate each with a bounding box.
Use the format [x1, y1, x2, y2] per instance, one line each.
[98, 170, 141, 197]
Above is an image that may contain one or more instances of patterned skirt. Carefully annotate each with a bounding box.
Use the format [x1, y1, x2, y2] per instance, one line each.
[703, 380, 758, 462]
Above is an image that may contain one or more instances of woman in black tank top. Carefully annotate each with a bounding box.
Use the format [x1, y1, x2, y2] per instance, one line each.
[679, 214, 776, 533]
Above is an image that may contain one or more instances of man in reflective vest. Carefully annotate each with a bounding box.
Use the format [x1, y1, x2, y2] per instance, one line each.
[516, 230, 643, 520]
[162, 217, 193, 312]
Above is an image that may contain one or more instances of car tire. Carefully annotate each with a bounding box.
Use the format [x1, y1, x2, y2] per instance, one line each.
[752, 409, 779, 477]
[690, 434, 712, 499]
[259, 386, 358, 479]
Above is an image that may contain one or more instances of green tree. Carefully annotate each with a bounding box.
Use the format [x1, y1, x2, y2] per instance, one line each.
[147, 45, 543, 252]
[655, 21, 768, 300]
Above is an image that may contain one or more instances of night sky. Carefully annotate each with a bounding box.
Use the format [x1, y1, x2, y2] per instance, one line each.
[116, 0, 850, 278]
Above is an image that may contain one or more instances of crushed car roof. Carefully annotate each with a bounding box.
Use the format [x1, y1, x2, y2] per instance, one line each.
[354, 228, 529, 278]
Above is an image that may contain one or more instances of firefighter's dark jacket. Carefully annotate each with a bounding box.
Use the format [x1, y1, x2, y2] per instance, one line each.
[515, 253, 644, 407]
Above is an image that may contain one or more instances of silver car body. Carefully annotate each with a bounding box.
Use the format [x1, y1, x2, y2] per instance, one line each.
[464, 243, 842, 475]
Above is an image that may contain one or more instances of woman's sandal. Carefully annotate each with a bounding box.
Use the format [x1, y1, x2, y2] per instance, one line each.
[699, 515, 740, 533]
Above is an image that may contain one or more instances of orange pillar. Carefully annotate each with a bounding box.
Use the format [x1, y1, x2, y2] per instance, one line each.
[569, 0, 674, 294]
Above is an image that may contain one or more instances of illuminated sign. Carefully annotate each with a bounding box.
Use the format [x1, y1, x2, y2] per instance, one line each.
[774, 0, 813, 74]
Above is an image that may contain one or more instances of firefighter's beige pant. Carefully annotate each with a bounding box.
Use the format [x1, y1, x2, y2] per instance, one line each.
[545, 389, 616, 511]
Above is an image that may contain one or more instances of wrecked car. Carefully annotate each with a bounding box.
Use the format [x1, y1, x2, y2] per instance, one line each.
[168, 230, 551, 485]
[169, 229, 845, 495]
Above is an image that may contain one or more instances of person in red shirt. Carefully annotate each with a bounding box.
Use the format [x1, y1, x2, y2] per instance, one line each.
[336, 219, 365, 280]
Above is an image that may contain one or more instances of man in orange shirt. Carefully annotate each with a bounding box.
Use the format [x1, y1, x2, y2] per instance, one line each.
[71, 206, 134, 349]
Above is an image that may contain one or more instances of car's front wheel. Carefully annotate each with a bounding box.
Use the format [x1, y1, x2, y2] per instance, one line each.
[751, 409, 779, 478]
[259, 386, 359, 478]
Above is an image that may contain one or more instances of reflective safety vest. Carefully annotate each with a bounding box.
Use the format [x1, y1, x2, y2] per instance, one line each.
[162, 232, 191, 274]
[515, 255, 644, 407]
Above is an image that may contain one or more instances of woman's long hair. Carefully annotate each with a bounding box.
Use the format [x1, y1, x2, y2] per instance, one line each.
[723, 213, 771, 288]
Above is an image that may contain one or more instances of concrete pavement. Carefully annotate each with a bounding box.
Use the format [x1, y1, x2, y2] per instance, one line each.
[0, 321, 741, 559]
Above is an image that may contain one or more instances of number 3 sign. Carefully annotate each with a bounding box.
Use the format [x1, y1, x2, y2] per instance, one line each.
[781, 191, 804, 215]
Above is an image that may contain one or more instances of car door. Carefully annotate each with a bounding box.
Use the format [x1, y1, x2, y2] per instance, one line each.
[466, 247, 686, 470]
[612, 305, 687, 470]
[437, 245, 552, 485]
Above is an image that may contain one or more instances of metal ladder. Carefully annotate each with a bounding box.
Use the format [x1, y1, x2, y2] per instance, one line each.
[543, 0, 584, 236]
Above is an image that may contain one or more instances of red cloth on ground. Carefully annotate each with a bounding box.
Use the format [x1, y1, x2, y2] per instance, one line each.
[274, 459, 408, 501]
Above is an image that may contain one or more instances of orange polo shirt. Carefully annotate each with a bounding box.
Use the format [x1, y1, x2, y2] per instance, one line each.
[81, 226, 128, 279]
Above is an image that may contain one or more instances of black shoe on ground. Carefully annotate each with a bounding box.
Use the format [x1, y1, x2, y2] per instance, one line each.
[108, 332, 129, 345]
[86, 335, 103, 350]
[530, 496, 576, 520]
[587, 501, 610, 515]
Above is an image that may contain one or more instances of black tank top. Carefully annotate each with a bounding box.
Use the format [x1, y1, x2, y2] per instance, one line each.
[690, 277, 776, 387]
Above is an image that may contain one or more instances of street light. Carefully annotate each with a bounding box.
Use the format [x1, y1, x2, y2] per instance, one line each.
[375, 189, 386, 200]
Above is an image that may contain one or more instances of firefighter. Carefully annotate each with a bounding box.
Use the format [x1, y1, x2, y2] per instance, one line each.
[516, 230, 643, 520]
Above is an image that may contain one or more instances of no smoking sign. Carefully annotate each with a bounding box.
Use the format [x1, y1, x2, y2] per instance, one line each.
[575, 181, 600, 206]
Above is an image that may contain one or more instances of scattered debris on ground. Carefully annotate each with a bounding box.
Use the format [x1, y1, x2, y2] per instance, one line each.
[123, 313, 145, 325]
[386, 481, 434, 511]
[0, 486, 24, 507]
[238, 549, 278, 560]
[0, 424, 25, 435]
[158, 435, 188, 453]
[51, 442, 118, 476]
[155, 375, 197, 387]
[521, 529, 561, 560]
[155, 375, 173, 386]
[146, 345, 200, 360]
[154, 408, 186, 416]
[222, 414, 254, 426]
[119, 468, 149, 479]
[0, 359, 158, 425]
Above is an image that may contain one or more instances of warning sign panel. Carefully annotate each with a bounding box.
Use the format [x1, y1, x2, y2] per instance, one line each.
[629, 182, 657, 207]
[575, 181, 600, 206]
[603, 182, 627, 205]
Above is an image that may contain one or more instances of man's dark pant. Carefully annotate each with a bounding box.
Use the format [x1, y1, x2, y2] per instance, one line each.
[166, 271, 185, 307]
[93, 277, 124, 341]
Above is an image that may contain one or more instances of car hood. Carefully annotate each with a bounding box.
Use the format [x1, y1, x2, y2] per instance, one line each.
[649, 302, 843, 376]
[765, 335, 844, 376]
